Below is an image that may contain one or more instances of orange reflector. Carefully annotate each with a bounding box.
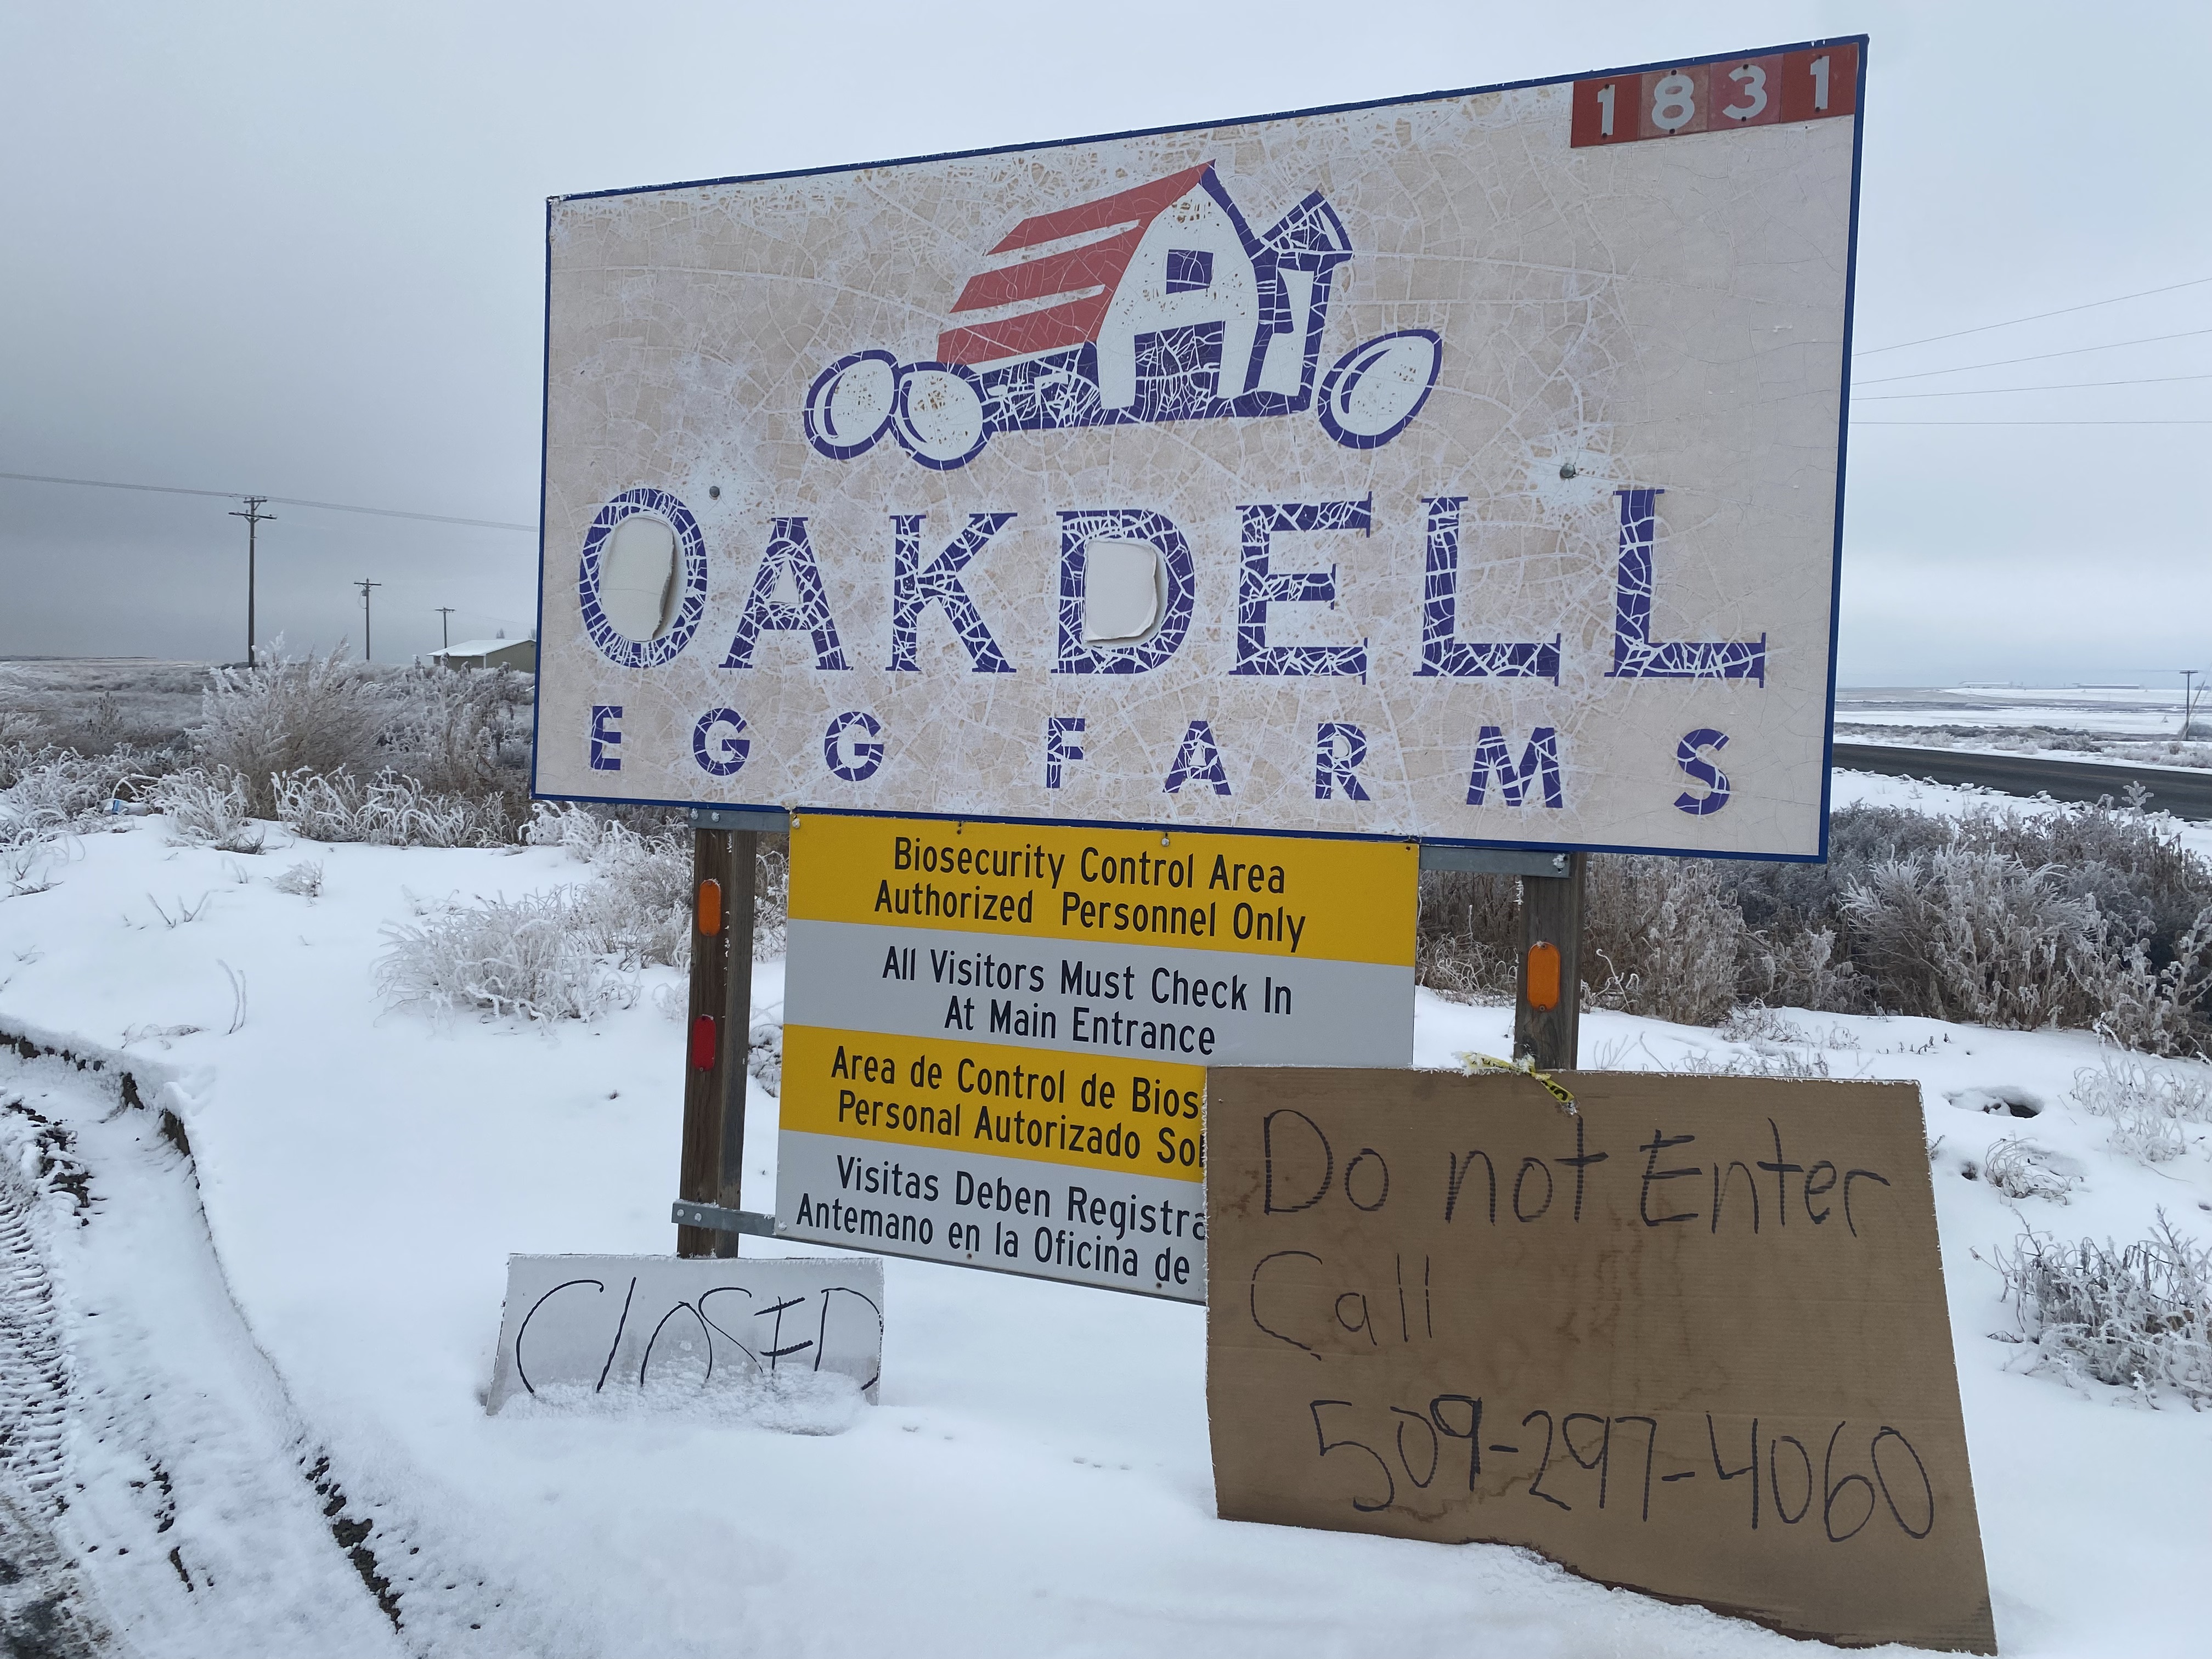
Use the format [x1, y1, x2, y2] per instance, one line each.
[1526, 941, 1562, 1011]
[689, 1014, 718, 1070]
[697, 877, 723, 936]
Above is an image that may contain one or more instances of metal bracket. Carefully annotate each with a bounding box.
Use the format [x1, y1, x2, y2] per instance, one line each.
[689, 807, 791, 833]
[1419, 844, 1572, 877]
[672, 1200, 778, 1237]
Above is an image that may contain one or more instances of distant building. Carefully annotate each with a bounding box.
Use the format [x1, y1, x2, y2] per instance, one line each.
[426, 636, 537, 673]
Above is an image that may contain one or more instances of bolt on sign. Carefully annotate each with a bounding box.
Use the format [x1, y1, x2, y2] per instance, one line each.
[775, 814, 1415, 1299]
[533, 39, 1866, 860]
[1205, 1067, 1995, 1654]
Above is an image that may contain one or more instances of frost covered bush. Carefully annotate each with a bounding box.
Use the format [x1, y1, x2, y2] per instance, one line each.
[147, 767, 261, 852]
[376, 890, 637, 1022]
[1707, 798, 2212, 1049]
[189, 650, 533, 834]
[1409, 798, 2212, 1048]
[2078, 909, 2212, 1058]
[0, 744, 171, 896]
[1982, 1138, 2081, 1203]
[524, 803, 689, 967]
[1412, 856, 1769, 1025]
[0, 746, 162, 825]
[1584, 856, 1748, 1026]
[2070, 1057, 2210, 1164]
[753, 840, 791, 961]
[377, 806, 792, 1022]
[1989, 1214, 2211, 1408]
[195, 648, 390, 816]
[1, 815, 67, 897]
[274, 768, 515, 848]
[525, 802, 788, 965]
[373, 664, 533, 799]
[573, 831, 691, 969]
[1413, 870, 1517, 1002]
[1841, 848, 2102, 1029]
[272, 859, 323, 898]
[1738, 924, 1867, 1014]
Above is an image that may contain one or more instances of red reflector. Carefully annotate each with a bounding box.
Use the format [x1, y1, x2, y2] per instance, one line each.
[689, 1015, 718, 1070]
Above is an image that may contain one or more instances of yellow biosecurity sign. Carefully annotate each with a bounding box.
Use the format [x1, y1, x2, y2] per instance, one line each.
[775, 814, 1416, 1299]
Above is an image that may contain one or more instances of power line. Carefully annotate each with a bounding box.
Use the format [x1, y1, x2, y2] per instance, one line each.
[1853, 275, 2211, 357]
[267, 493, 535, 533]
[1855, 371, 2212, 400]
[1852, 329, 2212, 387]
[0, 469, 535, 532]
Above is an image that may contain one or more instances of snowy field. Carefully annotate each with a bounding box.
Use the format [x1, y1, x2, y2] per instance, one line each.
[1836, 688, 2210, 771]
[1, 785, 2208, 1657]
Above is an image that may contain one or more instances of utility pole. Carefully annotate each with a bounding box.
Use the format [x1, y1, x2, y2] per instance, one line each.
[2185, 669, 2202, 737]
[228, 496, 275, 665]
[435, 607, 455, 651]
[354, 579, 382, 661]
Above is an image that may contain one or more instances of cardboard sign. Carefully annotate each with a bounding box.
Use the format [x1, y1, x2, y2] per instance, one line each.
[775, 813, 1415, 1300]
[533, 38, 1865, 859]
[487, 1255, 883, 1412]
[1205, 1069, 1995, 1653]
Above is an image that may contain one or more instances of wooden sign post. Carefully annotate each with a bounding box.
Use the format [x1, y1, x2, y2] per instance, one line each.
[1514, 854, 1585, 1070]
[676, 823, 757, 1259]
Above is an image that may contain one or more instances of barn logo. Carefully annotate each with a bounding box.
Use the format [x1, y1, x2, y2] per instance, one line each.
[803, 163, 1442, 470]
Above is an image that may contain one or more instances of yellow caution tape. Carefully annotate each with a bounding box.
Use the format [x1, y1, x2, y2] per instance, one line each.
[1456, 1051, 1577, 1114]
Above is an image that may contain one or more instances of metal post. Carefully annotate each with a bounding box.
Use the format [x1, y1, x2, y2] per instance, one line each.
[1514, 853, 1584, 1070]
[676, 826, 758, 1258]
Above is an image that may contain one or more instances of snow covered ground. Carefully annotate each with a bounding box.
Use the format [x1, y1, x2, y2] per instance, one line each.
[1, 798, 2208, 1657]
[1836, 687, 2210, 771]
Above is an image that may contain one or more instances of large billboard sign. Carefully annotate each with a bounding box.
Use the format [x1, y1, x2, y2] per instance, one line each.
[535, 40, 1864, 857]
[774, 814, 1417, 1299]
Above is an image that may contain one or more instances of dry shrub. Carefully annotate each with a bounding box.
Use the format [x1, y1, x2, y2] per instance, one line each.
[1729, 799, 2212, 1051]
[190, 648, 533, 832]
[376, 890, 636, 1022]
[274, 768, 516, 848]
[1413, 870, 1518, 1002]
[195, 648, 389, 815]
[1982, 1138, 2081, 1203]
[526, 802, 788, 964]
[373, 663, 534, 799]
[0, 747, 163, 823]
[1841, 849, 2101, 1029]
[272, 859, 323, 898]
[1988, 1213, 2211, 1408]
[147, 767, 261, 852]
[2070, 1057, 2211, 1164]
[1583, 856, 1748, 1026]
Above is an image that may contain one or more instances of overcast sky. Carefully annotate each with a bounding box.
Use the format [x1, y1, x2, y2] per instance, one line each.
[2, 1, 2204, 685]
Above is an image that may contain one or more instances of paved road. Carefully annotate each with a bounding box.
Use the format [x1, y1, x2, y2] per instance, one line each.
[1832, 743, 2212, 821]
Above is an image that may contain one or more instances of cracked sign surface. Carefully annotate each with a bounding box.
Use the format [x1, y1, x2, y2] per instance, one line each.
[537, 39, 1864, 857]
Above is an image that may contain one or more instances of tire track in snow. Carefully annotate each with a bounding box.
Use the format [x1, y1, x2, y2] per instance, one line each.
[0, 1099, 110, 1659]
[0, 1044, 415, 1656]
[1, 1032, 586, 1658]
